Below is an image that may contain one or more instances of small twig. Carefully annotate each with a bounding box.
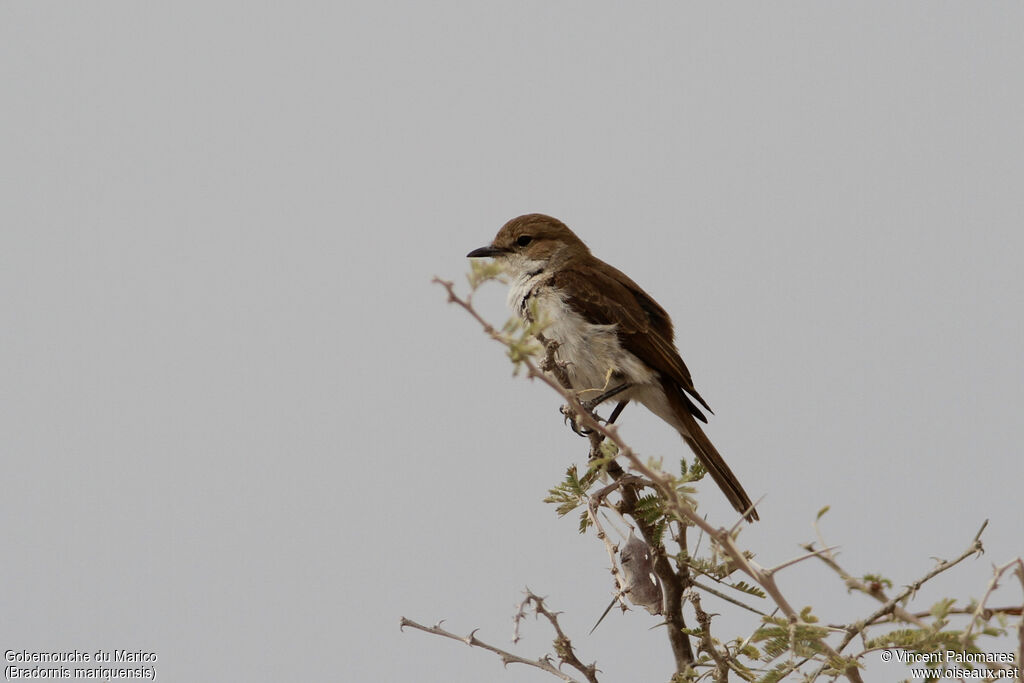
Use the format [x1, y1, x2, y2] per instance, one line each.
[519, 592, 600, 683]
[586, 479, 638, 614]
[691, 593, 731, 683]
[962, 556, 1024, 654]
[901, 605, 1023, 620]
[692, 579, 770, 617]
[767, 545, 842, 575]
[538, 334, 575, 397]
[400, 616, 584, 683]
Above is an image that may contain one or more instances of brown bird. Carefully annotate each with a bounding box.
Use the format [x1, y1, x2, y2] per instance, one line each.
[468, 214, 758, 522]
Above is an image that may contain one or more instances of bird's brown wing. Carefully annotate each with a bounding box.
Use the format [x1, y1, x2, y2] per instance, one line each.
[549, 263, 713, 421]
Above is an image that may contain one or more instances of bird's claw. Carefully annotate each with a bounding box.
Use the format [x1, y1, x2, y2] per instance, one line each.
[561, 403, 597, 437]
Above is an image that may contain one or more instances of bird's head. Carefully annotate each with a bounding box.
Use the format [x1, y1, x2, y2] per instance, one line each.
[467, 214, 590, 277]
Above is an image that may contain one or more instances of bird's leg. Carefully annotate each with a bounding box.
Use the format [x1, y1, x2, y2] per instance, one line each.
[607, 399, 628, 425]
[564, 385, 632, 436]
[582, 383, 632, 413]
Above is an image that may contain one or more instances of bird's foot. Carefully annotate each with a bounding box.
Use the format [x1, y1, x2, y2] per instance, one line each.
[562, 399, 619, 437]
[561, 404, 594, 437]
[561, 386, 632, 437]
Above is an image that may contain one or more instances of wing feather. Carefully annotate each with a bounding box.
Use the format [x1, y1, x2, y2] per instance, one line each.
[549, 263, 713, 421]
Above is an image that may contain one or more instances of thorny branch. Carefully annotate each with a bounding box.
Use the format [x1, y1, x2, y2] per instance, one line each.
[514, 592, 600, 683]
[416, 275, 1023, 683]
[400, 616, 588, 683]
[691, 593, 731, 683]
[585, 478, 638, 615]
[963, 558, 1024, 666]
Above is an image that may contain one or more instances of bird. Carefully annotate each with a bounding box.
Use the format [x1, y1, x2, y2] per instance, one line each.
[467, 213, 759, 522]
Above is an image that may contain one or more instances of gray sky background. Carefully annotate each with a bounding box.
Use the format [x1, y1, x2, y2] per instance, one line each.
[2, 3, 1022, 682]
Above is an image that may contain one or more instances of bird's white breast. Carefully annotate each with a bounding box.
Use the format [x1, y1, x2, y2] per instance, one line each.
[507, 269, 656, 399]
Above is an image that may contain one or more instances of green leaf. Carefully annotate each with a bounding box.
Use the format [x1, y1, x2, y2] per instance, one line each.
[578, 509, 591, 534]
[755, 663, 791, 683]
[799, 605, 819, 623]
[861, 573, 893, 590]
[544, 466, 589, 517]
[730, 580, 767, 599]
[634, 493, 665, 524]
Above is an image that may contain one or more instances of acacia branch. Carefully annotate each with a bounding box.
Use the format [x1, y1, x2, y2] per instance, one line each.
[691, 593, 733, 683]
[903, 606, 1022, 620]
[962, 557, 1024, 664]
[400, 616, 587, 683]
[691, 579, 771, 617]
[514, 592, 600, 683]
[585, 477, 644, 615]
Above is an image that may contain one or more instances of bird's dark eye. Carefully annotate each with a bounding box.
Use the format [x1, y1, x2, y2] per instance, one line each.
[516, 235, 533, 247]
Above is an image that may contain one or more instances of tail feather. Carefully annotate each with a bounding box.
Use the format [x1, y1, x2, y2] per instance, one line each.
[681, 429, 759, 522]
[663, 381, 759, 522]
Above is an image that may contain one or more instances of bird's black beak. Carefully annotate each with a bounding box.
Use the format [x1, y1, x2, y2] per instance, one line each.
[466, 245, 504, 258]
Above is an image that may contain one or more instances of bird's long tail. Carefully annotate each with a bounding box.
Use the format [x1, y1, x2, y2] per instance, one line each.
[663, 380, 759, 522]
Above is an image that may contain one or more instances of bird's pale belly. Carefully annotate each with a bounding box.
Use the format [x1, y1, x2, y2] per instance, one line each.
[510, 282, 656, 401]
